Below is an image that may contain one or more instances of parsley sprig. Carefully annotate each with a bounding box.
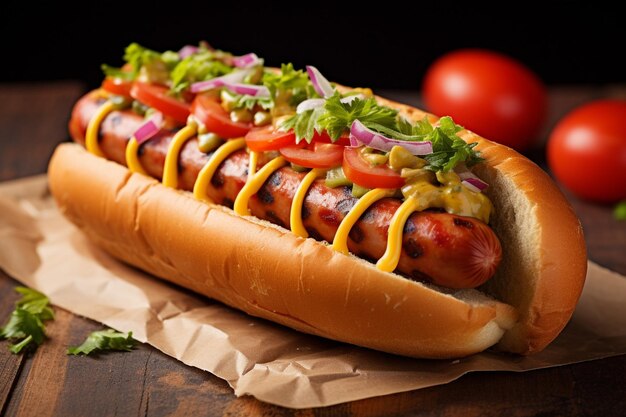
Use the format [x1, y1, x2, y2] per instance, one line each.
[67, 329, 136, 356]
[0, 287, 54, 354]
[281, 92, 398, 143]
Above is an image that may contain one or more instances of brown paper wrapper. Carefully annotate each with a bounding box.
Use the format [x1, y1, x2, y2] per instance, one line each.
[1, 175, 625, 408]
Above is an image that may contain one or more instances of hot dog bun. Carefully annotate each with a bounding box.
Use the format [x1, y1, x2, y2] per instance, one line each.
[47, 94, 586, 359]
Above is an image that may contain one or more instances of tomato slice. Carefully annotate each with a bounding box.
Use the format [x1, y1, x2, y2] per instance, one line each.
[342, 147, 404, 189]
[130, 82, 191, 124]
[191, 94, 252, 138]
[280, 142, 344, 169]
[311, 130, 351, 146]
[245, 126, 300, 151]
[102, 77, 133, 98]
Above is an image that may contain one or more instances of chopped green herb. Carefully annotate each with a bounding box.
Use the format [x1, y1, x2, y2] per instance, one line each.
[281, 92, 398, 144]
[0, 287, 54, 354]
[67, 329, 136, 356]
[422, 117, 483, 172]
[317, 92, 398, 140]
[102, 42, 180, 84]
[170, 50, 233, 95]
[262, 63, 313, 106]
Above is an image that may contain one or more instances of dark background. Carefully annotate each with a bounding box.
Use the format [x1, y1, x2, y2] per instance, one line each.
[2, 2, 623, 90]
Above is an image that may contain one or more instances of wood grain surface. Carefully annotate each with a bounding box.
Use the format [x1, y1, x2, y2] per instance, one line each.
[0, 82, 625, 416]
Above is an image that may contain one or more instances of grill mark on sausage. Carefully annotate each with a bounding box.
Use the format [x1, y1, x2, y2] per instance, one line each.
[301, 202, 311, 220]
[335, 198, 356, 216]
[453, 217, 474, 229]
[268, 171, 282, 187]
[137, 141, 146, 157]
[349, 225, 364, 243]
[257, 185, 274, 204]
[341, 186, 353, 198]
[211, 170, 225, 188]
[403, 238, 424, 258]
[403, 219, 416, 234]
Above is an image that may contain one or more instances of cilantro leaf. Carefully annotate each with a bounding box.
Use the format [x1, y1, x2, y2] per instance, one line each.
[0, 287, 54, 354]
[422, 116, 483, 172]
[317, 92, 398, 140]
[263, 63, 312, 101]
[67, 329, 136, 356]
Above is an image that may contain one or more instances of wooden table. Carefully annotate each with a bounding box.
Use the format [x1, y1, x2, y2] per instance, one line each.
[1, 82, 625, 416]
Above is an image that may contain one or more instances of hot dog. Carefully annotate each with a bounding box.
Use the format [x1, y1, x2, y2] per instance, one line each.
[68, 92, 502, 288]
[48, 43, 587, 358]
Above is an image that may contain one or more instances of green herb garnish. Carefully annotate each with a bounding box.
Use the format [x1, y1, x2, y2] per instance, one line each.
[67, 329, 136, 356]
[102, 42, 180, 84]
[0, 287, 54, 354]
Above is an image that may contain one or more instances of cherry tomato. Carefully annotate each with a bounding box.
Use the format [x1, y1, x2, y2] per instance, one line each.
[422, 49, 547, 151]
[342, 147, 404, 189]
[280, 142, 344, 169]
[547, 99, 626, 203]
[245, 126, 300, 151]
[191, 94, 252, 138]
[130, 82, 190, 124]
[101, 77, 133, 98]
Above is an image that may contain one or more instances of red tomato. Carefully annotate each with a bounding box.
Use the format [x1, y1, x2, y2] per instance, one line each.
[422, 49, 547, 151]
[342, 147, 404, 189]
[130, 82, 190, 124]
[280, 142, 344, 169]
[191, 94, 252, 138]
[101, 77, 133, 98]
[245, 126, 299, 151]
[311, 130, 351, 146]
[547, 100, 626, 203]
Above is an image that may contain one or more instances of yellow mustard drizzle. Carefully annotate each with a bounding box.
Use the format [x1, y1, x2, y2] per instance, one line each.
[162, 122, 198, 189]
[85, 100, 117, 157]
[234, 156, 287, 216]
[290, 168, 325, 238]
[247, 150, 259, 180]
[193, 138, 246, 202]
[376, 196, 421, 272]
[125, 137, 148, 175]
[332, 188, 392, 255]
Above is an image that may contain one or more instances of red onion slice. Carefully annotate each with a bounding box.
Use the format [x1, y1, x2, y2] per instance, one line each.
[350, 120, 433, 155]
[306, 66, 335, 98]
[134, 112, 163, 145]
[178, 45, 199, 59]
[223, 82, 270, 98]
[458, 170, 489, 192]
[232, 53, 261, 68]
[296, 98, 326, 114]
[190, 68, 253, 93]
